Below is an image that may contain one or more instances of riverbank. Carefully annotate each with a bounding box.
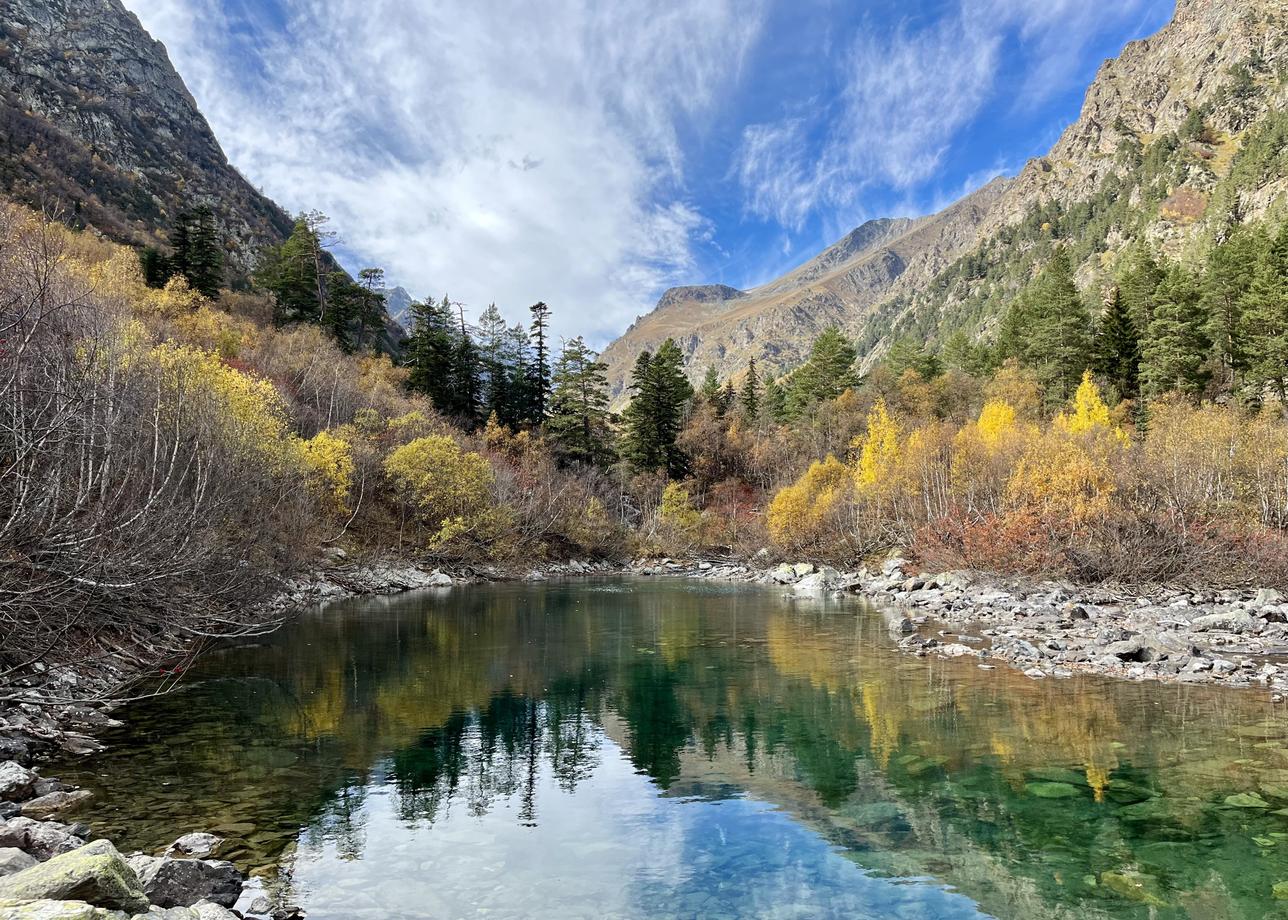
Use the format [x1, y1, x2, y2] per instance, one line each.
[627, 555, 1288, 699]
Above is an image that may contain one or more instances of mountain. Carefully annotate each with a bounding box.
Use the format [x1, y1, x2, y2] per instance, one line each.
[0, 0, 293, 271]
[379, 286, 415, 330]
[601, 0, 1288, 401]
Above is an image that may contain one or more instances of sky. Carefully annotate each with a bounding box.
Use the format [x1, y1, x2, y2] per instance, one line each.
[126, 0, 1175, 345]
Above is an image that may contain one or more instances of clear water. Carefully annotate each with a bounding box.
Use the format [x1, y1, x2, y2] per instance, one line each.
[49, 578, 1288, 919]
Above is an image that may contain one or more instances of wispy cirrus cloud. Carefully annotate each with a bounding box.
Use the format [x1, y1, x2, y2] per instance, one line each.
[734, 0, 1172, 231]
[126, 0, 764, 344]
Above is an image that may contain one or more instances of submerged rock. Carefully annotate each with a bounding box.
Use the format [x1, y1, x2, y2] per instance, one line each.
[0, 840, 149, 912]
[164, 836, 221, 861]
[20, 792, 92, 821]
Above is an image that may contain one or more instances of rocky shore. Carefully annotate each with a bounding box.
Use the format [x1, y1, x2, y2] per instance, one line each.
[627, 556, 1288, 699]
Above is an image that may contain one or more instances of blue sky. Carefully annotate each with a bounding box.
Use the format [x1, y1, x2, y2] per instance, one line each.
[127, 0, 1174, 345]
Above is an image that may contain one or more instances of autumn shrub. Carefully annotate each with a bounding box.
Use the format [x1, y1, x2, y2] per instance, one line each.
[383, 435, 499, 553]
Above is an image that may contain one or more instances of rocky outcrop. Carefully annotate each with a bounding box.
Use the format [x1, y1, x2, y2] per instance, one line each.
[125, 857, 239, 909]
[0, 0, 294, 270]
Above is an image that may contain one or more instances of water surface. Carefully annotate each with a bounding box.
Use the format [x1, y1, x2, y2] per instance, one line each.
[53, 578, 1288, 919]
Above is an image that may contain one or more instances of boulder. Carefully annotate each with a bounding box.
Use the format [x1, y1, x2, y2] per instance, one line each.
[21, 792, 92, 821]
[165, 836, 221, 861]
[1190, 611, 1260, 634]
[0, 766, 34, 804]
[0, 840, 148, 912]
[427, 572, 453, 588]
[0, 849, 37, 878]
[189, 903, 239, 920]
[1255, 588, 1284, 607]
[0, 819, 86, 861]
[0, 900, 116, 920]
[770, 564, 797, 584]
[126, 856, 241, 909]
[1104, 636, 1147, 662]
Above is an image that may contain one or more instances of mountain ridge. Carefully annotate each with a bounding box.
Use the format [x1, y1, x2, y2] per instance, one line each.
[601, 0, 1288, 402]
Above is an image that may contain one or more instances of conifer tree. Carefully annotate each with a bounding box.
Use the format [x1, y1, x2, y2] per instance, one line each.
[762, 376, 787, 423]
[622, 339, 693, 477]
[1239, 222, 1288, 405]
[356, 268, 387, 351]
[1118, 246, 1166, 331]
[1142, 266, 1210, 398]
[181, 204, 224, 299]
[699, 366, 721, 406]
[740, 357, 761, 422]
[1005, 249, 1093, 404]
[451, 300, 482, 422]
[477, 303, 512, 422]
[547, 337, 614, 466]
[719, 380, 736, 417]
[1094, 286, 1141, 399]
[406, 294, 459, 412]
[784, 327, 858, 417]
[528, 301, 552, 422]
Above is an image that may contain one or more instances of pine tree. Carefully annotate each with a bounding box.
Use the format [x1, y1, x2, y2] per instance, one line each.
[1142, 266, 1210, 398]
[1204, 225, 1267, 393]
[528, 301, 552, 422]
[740, 357, 761, 422]
[1093, 286, 1141, 399]
[784, 327, 858, 417]
[451, 300, 482, 423]
[139, 247, 172, 288]
[255, 212, 335, 328]
[719, 380, 736, 417]
[1118, 246, 1166, 331]
[1013, 249, 1094, 404]
[622, 339, 693, 477]
[1239, 222, 1288, 406]
[547, 337, 614, 466]
[885, 336, 942, 380]
[505, 323, 535, 427]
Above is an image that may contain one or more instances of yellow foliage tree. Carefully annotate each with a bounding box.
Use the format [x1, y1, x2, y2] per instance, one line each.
[298, 430, 356, 510]
[383, 436, 496, 548]
[767, 455, 852, 549]
[853, 398, 900, 488]
[658, 482, 704, 548]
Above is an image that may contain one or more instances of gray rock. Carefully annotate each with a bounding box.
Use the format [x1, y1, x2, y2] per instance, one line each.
[426, 571, 453, 587]
[133, 910, 200, 920]
[792, 562, 815, 577]
[770, 564, 797, 584]
[165, 835, 221, 860]
[0, 846, 38, 877]
[0, 764, 35, 803]
[1255, 588, 1284, 607]
[21, 790, 93, 820]
[0, 839, 148, 912]
[0, 900, 115, 919]
[0, 818, 86, 860]
[1190, 611, 1260, 634]
[190, 903, 239, 920]
[126, 855, 241, 909]
[1104, 636, 1147, 662]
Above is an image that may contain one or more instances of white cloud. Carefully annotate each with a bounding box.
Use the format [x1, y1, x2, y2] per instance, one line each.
[125, 0, 764, 345]
[734, 0, 1170, 229]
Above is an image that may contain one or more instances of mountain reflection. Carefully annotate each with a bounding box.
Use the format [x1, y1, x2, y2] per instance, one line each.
[53, 579, 1288, 919]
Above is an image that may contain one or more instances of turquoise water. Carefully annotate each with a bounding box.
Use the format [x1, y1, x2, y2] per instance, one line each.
[51, 579, 1288, 918]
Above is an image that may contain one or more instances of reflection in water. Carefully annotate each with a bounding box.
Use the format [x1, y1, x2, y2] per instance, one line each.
[52, 579, 1288, 919]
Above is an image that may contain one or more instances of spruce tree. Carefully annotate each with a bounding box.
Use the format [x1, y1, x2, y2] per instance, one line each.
[622, 338, 693, 477]
[547, 337, 614, 466]
[528, 301, 552, 422]
[356, 268, 387, 350]
[183, 204, 224, 299]
[740, 357, 761, 422]
[1142, 266, 1210, 398]
[1239, 223, 1288, 405]
[477, 303, 511, 422]
[719, 380, 736, 417]
[762, 377, 787, 423]
[699, 366, 721, 406]
[1094, 286, 1141, 399]
[406, 294, 459, 412]
[505, 323, 535, 427]
[1118, 246, 1166, 331]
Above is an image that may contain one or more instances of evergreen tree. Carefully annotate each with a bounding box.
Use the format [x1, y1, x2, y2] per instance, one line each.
[1205, 226, 1267, 391]
[180, 204, 224, 299]
[1117, 246, 1166, 331]
[356, 268, 387, 350]
[740, 357, 761, 422]
[528, 301, 552, 422]
[406, 294, 459, 412]
[1142, 266, 1210, 398]
[1239, 222, 1288, 405]
[1093, 286, 1141, 399]
[477, 303, 512, 422]
[1009, 249, 1093, 404]
[323, 271, 362, 349]
[256, 212, 335, 328]
[139, 247, 171, 288]
[451, 300, 482, 423]
[719, 380, 736, 417]
[885, 336, 942, 380]
[762, 376, 787, 423]
[698, 366, 721, 406]
[941, 330, 994, 377]
[547, 337, 614, 466]
[505, 323, 535, 427]
[784, 327, 858, 417]
[622, 338, 693, 477]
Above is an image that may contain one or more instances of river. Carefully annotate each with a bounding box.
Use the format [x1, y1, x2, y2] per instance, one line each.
[50, 578, 1288, 919]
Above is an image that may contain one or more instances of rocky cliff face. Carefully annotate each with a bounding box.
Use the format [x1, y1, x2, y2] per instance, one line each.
[602, 0, 1288, 399]
[0, 0, 293, 271]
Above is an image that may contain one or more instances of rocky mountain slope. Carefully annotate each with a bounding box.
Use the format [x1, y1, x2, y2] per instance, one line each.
[0, 0, 294, 271]
[602, 0, 1288, 399]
